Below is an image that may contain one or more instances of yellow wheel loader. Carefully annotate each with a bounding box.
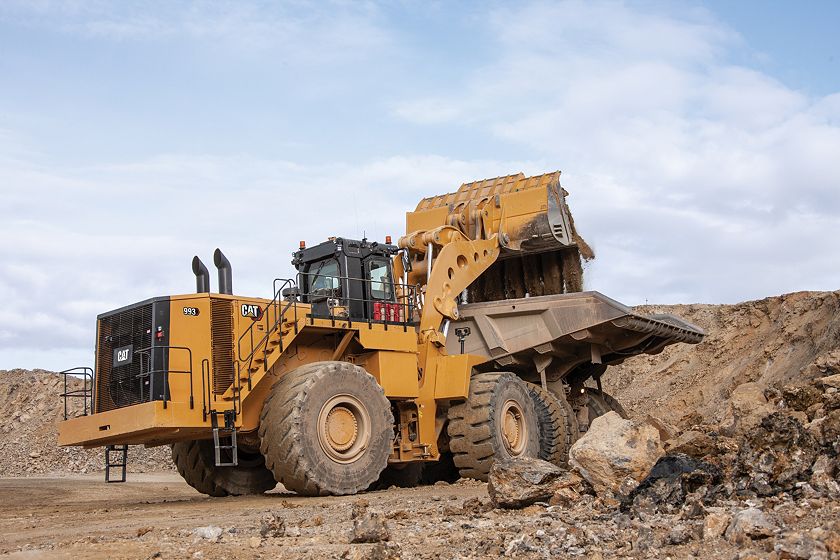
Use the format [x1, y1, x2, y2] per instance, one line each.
[58, 171, 704, 495]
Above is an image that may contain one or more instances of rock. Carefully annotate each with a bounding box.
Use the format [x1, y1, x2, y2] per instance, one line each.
[664, 430, 716, 459]
[488, 457, 587, 509]
[568, 412, 663, 497]
[667, 524, 691, 545]
[817, 373, 840, 389]
[248, 536, 262, 549]
[724, 508, 777, 544]
[781, 383, 824, 411]
[703, 511, 731, 540]
[737, 412, 820, 495]
[808, 409, 840, 450]
[193, 525, 223, 541]
[809, 455, 840, 498]
[350, 512, 390, 543]
[719, 382, 774, 437]
[624, 454, 721, 513]
[260, 512, 285, 538]
[774, 532, 829, 560]
[645, 414, 679, 442]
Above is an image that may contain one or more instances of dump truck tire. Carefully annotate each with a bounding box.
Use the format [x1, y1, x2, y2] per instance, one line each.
[170, 439, 276, 497]
[447, 372, 540, 481]
[584, 387, 627, 422]
[368, 463, 424, 490]
[526, 383, 575, 466]
[259, 361, 393, 496]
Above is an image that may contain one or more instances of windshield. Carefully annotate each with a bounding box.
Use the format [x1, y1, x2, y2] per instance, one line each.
[368, 260, 393, 300]
[307, 259, 340, 293]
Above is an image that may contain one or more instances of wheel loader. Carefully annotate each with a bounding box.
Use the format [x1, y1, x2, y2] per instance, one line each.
[58, 171, 704, 496]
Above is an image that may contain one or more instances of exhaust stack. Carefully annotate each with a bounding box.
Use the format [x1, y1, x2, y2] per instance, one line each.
[192, 256, 210, 293]
[213, 248, 233, 295]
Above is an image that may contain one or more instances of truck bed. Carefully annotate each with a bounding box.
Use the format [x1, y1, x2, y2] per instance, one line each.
[446, 291, 705, 379]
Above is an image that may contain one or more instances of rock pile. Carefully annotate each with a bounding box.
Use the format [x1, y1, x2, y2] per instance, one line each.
[0, 369, 173, 476]
[487, 373, 840, 558]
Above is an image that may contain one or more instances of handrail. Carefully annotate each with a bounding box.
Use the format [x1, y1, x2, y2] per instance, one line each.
[135, 345, 194, 410]
[59, 367, 93, 420]
[236, 273, 421, 383]
[237, 278, 297, 374]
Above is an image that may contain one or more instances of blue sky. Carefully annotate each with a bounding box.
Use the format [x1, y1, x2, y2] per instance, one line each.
[1, 1, 839, 370]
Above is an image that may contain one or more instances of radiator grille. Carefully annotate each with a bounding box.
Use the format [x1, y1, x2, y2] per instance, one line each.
[211, 299, 235, 394]
[96, 303, 153, 412]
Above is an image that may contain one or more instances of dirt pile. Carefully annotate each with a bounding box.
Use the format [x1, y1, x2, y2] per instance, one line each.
[0, 369, 173, 476]
[605, 290, 840, 427]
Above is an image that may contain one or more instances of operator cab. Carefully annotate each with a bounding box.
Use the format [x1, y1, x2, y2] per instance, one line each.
[292, 237, 406, 323]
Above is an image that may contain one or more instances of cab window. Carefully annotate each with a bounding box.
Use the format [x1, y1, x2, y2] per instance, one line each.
[368, 260, 393, 300]
[307, 259, 340, 293]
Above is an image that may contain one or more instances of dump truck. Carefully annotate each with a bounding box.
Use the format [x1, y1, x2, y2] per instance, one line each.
[58, 172, 704, 496]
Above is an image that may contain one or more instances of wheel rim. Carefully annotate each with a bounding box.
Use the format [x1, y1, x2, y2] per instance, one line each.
[318, 394, 371, 464]
[501, 399, 528, 455]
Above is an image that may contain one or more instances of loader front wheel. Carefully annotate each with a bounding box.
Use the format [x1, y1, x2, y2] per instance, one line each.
[447, 372, 540, 481]
[171, 439, 276, 497]
[526, 383, 575, 466]
[259, 361, 393, 496]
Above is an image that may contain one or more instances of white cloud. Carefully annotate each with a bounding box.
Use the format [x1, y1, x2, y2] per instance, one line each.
[392, 1, 840, 304]
[0, 1, 390, 61]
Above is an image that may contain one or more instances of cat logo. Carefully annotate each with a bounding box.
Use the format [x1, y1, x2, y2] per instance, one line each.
[241, 304, 263, 320]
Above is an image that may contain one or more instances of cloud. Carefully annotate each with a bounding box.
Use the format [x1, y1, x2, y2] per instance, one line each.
[392, 1, 840, 304]
[0, 1, 390, 61]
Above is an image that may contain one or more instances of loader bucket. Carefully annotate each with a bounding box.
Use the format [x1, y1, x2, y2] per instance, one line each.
[406, 172, 593, 302]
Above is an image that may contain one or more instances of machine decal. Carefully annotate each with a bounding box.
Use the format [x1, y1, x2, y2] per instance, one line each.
[183, 306, 200, 316]
[113, 344, 133, 366]
[241, 304, 263, 319]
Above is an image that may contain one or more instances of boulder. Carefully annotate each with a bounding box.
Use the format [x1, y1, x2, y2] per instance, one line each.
[719, 382, 775, 437]
[819, 373, 840, 390]
[488, 457, 588, 509]
[737, 412, 820, 496]
[624, 454, 721, 513]
[350, 512, 390, 543]
[664, 430, 715, 458]
[724, 508, 777, 544]
[568, 412, 662, 498]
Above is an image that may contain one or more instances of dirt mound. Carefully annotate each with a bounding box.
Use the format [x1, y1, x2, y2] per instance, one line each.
[604, 290, 840, 427]
[0, 369, 173, 476]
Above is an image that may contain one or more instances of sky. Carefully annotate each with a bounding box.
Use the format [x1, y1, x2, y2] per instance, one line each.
[1, 0, 839, 370]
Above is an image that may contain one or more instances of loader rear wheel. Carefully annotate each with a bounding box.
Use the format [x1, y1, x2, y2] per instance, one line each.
[259, 361, 393, 496]
[447, 372, 540, 481]
[171, 439, 276, 497]
[526, 383, 575, 466]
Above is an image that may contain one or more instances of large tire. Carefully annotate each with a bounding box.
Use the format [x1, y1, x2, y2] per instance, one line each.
[171, 439, 276, 497]
[368, 462, 424, 490]
[585, 387, 627, 424]
[447, 372, 540, 481]
[526, 383, 575, 466]
[259, 361, 393, 496]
